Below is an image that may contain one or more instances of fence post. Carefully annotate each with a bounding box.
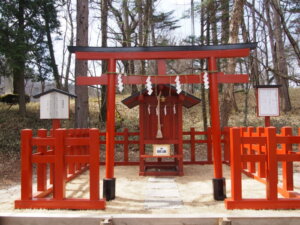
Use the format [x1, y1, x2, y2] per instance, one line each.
[265, 127, 278, 201]
[54, 129, 66, 200]
[257, 127, 266, 178]
[190, 127, 195, 163]
[89, 128, 100, 200]
[207, 127, 212, 163]
[281, 127, 294, 191]
[21, 129, 33, 201]
[223, 127, 230, 163]
[124, 128, 129, 163]
[230, 127, 242, 201]
[241, 127, 247, 170]
[248, 127, 256, 173]
[37, 129, 47, 192]
[68, 129, 75, 175]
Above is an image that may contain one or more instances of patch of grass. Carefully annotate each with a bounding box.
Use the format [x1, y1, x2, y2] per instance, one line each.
[1, 88, 300, 157]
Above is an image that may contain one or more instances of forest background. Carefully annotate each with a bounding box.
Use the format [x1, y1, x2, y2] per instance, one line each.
[0, 0, 300, 134]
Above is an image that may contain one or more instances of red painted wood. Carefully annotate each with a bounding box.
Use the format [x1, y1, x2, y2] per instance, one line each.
[190, 128, 195, 162]
[15, 199, 106, 210]
[157, 60, 166, 74]
[230, 128, 242, 201]
[222, 127, 230, 163]
[177, 101, 184, 174]
[21, 129, 33, 201]
[265, 116, 271, 127]
[65, 137, 90, 146]
[106, 59, 116, 179]
[52, 119, 60, 130]
[37, 129, 47, 192]
[208, 57, 223, 179]
[247, 127, 256, 173]
[225, 199, 300, 210]
[207, 127, 213, 163]
[16, 128, 107, 210]
[32, 155, 55, 163]
[54, 129, 66, 200]
[89, 129, 100, 200]
[76, 73, 249, 86]
[281, 127, 294, 191]
[266, 127, 278, 201]
[124, 128, 129, 162]
[75, 48, 250, 60]
[32, 137, 55, 146]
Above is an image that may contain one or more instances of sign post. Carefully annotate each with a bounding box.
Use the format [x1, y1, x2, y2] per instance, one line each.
[256, 85, 280, 127]
[34, 89, 76, 129]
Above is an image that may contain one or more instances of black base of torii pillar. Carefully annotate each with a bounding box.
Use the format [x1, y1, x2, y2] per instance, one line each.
[103, 178, 116, 201]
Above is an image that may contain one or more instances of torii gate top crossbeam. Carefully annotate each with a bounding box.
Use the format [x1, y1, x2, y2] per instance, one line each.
[68, 43, 257, 60]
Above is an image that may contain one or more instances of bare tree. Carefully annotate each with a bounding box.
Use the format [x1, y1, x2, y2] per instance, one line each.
[100, 0, 108, 122]
[62, 0, 75, 91]
[270, 0, 292, 112]
[75, 0, 89, 128]
[220, 0, 245, 128]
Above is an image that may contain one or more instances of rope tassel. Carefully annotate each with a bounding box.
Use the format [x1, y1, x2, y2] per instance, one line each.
[146, 76, 153, 95]
[175, 75, 182, 94]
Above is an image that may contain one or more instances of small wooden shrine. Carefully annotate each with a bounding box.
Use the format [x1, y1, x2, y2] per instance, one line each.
[122, 84, 201, 176]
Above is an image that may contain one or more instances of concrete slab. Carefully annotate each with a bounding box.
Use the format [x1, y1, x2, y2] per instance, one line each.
[144, 200, 183, 209]
[146, 182, 178, 189]
[146, 189, 180, 198]
[148, 177, 175, 182]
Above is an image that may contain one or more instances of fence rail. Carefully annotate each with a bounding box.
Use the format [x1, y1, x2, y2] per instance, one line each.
[97, 127, 226, 165]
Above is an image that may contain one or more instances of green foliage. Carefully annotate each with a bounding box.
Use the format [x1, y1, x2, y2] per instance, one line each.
[0, 0, 60, 85]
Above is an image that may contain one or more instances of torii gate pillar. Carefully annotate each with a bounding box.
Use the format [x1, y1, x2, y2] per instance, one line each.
[103, 59, 117, 201]
[208, 57, 226, 200]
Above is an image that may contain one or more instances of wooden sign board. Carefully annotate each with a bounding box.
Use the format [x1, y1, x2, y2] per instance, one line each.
[153, 144, 171, 156]
[257, 87, 280, 117]
[40, 92, 70, 119]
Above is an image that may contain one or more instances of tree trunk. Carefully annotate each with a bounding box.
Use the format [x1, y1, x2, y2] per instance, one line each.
[64, 0, 74, 91]
[13, 0, 26, 116]
[200, 0, 208, 130]
[271, 0, 300, 67]
[209, 0, 218, 45]
[271, 0, 292, 112]
[220, 0, 229, 44]
[42, 2, 61, 89]
[220, 0, 245, 128]
[250, 0, 259, 85]
[75, 0, 89, 128]
[100, 0, 108, 122]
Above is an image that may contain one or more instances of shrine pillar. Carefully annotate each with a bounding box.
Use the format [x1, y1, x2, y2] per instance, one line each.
[208, 56, 226, 200]
[103, 59, 116, 200]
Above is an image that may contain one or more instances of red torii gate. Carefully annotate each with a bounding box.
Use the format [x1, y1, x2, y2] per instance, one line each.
[68, 43, 257, 201]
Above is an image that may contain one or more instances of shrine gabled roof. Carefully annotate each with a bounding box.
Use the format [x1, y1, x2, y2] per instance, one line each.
[122, 85, 201, 109]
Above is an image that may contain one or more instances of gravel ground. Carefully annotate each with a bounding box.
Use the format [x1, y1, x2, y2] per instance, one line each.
[1, 164, 300, 217]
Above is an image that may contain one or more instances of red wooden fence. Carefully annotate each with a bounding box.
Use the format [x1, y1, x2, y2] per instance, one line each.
[15, 128, 105, 210]
[98, 127, 227, 165]
[225, 127, 300, 210]
[15, 126, 226, 209]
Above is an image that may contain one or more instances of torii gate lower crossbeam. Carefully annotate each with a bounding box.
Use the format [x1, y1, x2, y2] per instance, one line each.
[68, 43, 257, 201]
